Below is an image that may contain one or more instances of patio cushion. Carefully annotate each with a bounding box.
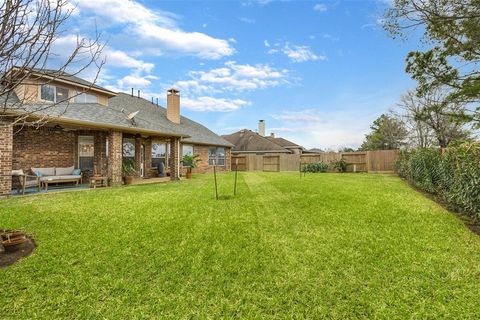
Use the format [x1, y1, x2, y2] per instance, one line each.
[55, 166, 74, 175]
[12, 169, 24, 176]
[32, 167, 55, 176]
[40, 175, 81, 182]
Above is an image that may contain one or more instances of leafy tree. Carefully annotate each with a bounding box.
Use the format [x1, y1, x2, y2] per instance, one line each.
[361, 114, 408, 150]
[384, 0, 480, 127]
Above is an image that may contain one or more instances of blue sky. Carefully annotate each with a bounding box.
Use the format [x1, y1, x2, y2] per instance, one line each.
[57, 0, 421, 149]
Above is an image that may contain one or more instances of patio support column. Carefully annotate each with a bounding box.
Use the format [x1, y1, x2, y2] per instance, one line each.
[169, 136, 180, 180]
[0, 121, 13, 197]
[108, 131, 123, 186]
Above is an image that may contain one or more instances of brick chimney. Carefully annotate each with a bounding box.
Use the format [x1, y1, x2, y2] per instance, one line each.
[258, 120, 265, 136]
[167, 88, 180, 124]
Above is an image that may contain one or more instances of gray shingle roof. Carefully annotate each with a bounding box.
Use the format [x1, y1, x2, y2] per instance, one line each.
[265, 136, 302, 148]
[222, 129, 291, 153]
[28, 68, 115, 94]
[108, 93, 233, 147]
[6, 101, 187, 136]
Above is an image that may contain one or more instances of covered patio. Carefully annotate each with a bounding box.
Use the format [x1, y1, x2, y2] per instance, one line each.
[1, 119, 182, 197]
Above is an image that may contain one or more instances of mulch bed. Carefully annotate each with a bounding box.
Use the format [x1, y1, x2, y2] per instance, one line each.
[0, 230, 36, 268]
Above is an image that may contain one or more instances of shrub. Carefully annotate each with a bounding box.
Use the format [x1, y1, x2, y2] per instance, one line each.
[302, 162, 328, 173]
[331, 158, 348, 172]
[395, 143, 480, 219]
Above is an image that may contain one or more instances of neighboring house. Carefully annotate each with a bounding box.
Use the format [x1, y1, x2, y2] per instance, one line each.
[0, 68, 232, 196]
[222, 120, 303, 155]
[265, 134, 303, 154]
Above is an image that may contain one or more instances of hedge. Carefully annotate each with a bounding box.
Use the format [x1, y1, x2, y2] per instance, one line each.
[395, 142, 480, 219]
[302, 162, 328, 173]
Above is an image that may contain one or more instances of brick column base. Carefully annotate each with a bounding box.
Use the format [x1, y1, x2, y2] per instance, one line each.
[108, 131, 123, 186]
[0, 121, 13, 197]
[169, 137, 180, 180]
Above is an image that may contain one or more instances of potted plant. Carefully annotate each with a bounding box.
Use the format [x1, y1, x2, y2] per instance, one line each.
[122, 159, 136, 185]
[182, 154, 200, 179]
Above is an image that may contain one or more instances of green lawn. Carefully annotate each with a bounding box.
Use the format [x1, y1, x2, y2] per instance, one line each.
[1, 172, 480, 319]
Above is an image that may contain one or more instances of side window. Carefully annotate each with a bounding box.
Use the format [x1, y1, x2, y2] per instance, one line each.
[75, 92, 98, 103]
[208, 147, 217, 165]
[78, 136, 94, 170]
[217, 147, 225, 166]
[40, 85, 55, 102]
[152, 142, 167, 167]
[182, 145, 193, 157]
[56, 87, 69, 102]
[40, 84, 69, 103]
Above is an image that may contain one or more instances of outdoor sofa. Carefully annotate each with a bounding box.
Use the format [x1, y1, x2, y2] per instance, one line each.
[31, 166, 82, 191]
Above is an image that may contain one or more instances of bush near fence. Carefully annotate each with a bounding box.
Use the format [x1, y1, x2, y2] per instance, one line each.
[302, 162, 328, 173]
[395, 142, 480, 219]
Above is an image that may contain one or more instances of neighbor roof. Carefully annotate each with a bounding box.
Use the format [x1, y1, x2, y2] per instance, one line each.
[265, 136, 302, 148]
[108, 93, 233, 147]
[222, 129, 291, 153]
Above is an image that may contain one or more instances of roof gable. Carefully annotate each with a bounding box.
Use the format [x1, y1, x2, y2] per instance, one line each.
[222, 130, 291, 153]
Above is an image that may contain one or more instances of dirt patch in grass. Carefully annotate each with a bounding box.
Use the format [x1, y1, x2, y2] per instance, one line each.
[0, 231, 36, 268]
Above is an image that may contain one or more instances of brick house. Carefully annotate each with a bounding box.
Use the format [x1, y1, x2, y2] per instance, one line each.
[0, 68, 233, 196]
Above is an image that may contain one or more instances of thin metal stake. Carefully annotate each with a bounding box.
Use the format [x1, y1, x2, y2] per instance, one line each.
[234, 158, 238, 196]
[213, 159, 218, 200]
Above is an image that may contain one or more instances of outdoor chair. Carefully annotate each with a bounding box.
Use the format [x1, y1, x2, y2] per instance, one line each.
[11, 169, 41, 195]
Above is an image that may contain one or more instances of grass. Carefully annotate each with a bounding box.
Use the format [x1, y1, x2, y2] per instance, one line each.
[1, 172, 480, 319]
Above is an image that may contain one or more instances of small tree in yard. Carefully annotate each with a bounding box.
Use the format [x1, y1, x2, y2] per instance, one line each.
[0, 0, 104, 127]
[361, 114, 408, 150]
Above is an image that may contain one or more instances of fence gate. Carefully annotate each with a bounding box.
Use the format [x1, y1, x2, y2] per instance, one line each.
[263, 155, 280, 172]
[231, 156, 247, 171]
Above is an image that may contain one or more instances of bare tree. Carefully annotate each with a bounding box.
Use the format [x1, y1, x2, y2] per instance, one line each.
[395, 88, 471, 148]
[394, 91, 436, 148]
[0, 0, 105, 127]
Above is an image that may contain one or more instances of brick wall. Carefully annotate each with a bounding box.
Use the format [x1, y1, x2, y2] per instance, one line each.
[169, 137, 180, 180]
[13, 126, 76, 171]
[0, 121, 13, 197]
[13, 127, 109, 183]
[108, 131, 123, 186]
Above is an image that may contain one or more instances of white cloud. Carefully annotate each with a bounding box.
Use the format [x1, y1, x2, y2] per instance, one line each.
[282, 43, 326, 63]
[313, 3, 327, 13]
[175, 61, 289, 94]
[272, 109, 323, 122]
[74, 0, 234, 59]
[182, 97, 250, 112]
[117, 74, 152, 88]
[104, 49, 154, 73]
[264, 40, 270, 47]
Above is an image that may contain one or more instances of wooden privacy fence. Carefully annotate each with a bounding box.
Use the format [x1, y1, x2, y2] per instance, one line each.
[231, 150, 399, 173]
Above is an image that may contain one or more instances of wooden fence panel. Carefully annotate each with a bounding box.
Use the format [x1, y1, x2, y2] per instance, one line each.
[263, 155, 280, 172]
[279, 154, 300, 171]
[367, 150, 399, 172]
[342, 152, 367, 172]
[232, 149, 399, 173]
[231, 156, 247, 171]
